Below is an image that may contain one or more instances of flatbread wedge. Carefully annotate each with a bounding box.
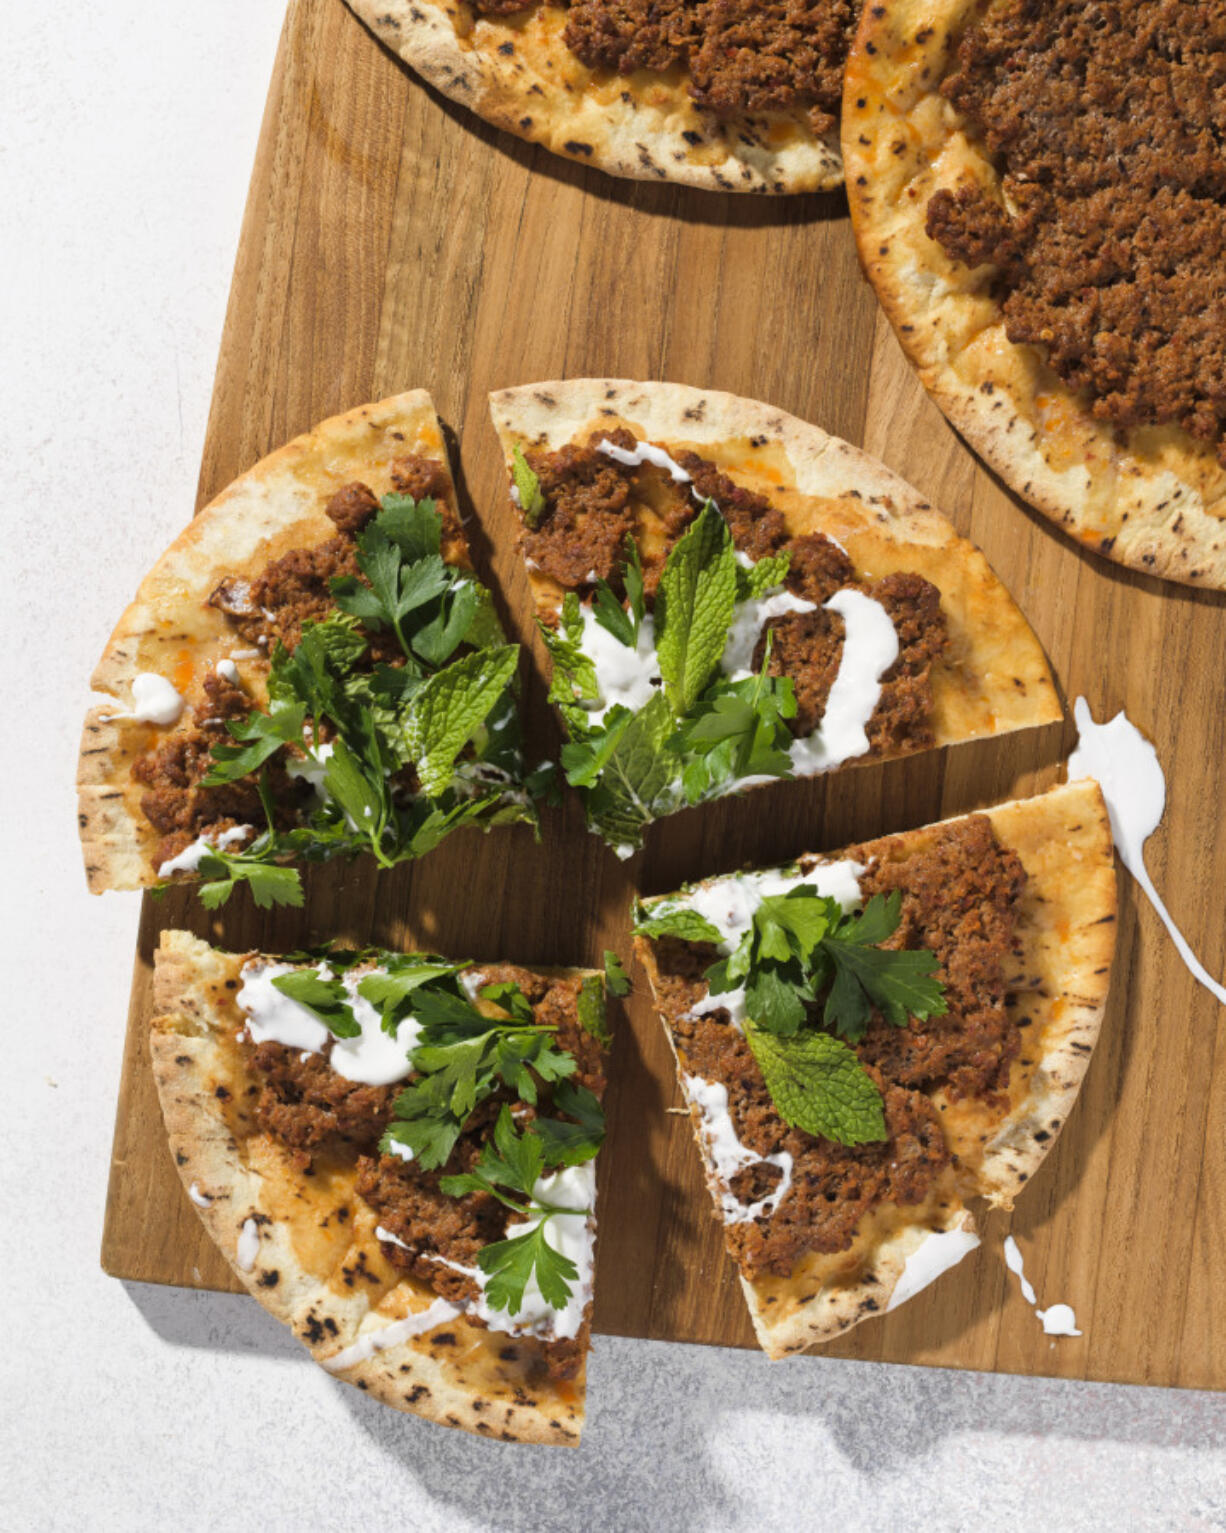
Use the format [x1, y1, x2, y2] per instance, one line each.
[843, 2, 1226, 588]
[490, 378, 1060, 854]
[345, 0, 846, 194]
[151, 931, 611, 1444]
[78, 392, 536, 904]
[633, 778, 1116, 1357]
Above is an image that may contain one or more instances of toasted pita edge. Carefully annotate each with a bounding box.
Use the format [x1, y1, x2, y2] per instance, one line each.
[77, 391, 451, 894]
[345, 0, 842, 194]
[633, 778, 1116, 1355]
[150, 929, 597, 1445]
[490, 376, 1060, 741]
[842, 0, 1226, 590]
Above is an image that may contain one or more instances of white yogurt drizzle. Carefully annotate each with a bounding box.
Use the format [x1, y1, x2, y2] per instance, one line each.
[682, 1074, 793, 1223]
[216, 658, 241, 686]
[578, 438, 895, 782]
[320, 1299, 463, 1373]
[104, 672, 186, 726]
[1069, 696, 1226, 1006]
[419, 1162, 598, 1342]
[235, 960, 423, 1087]
[156, 823, 253, 878]
[285, 739, 336, 802]
[236, 1218, 260, 1272]
[1003, 1235, 1081, 1336]
[188, 1183, 212, 1208]
[886, 1225, 981, 1312]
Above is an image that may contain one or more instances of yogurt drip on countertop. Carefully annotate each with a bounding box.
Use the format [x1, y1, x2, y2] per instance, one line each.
[236, 960, 423, 1086]
[1003, 1235, 1081, 1337]
[1069, 696, 1226, 1006]
[104, 672, 186, 726]
[887, 1225, 981, 1312]
[682, 1074, 792, 1223]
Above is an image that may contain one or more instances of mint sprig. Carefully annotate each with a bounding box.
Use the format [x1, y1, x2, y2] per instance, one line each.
[655, 501, 737, 716]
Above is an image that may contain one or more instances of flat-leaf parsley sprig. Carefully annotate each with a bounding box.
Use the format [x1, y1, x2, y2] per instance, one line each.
[635, 886, 946, 1145]
[186, 495, 535, 908]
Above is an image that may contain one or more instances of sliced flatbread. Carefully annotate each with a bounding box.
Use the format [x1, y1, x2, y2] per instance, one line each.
[152, 930, 608, 1444]
[346, 0, 844, 194]
[634, 778, 1116, 1357]
[843, 2, 1226, 588]
[78, 392, 529, 897]
[490, 378, 1061, 851]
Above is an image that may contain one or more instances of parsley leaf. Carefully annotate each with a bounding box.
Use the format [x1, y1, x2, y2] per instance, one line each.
[269, 968, 360, 1038]
[603, 950, 630, 997]
[746, 1025, 887, 1145]
[576, 975, 610, 1044]
[195, 845, 304, 911]
[203, 696, 307, 786]
[655, 501, 738, 716]
[512, 445, 547, 529]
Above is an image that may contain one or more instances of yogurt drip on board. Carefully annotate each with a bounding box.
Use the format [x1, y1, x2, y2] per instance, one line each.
[886, 1225, 981, 1312]
[235, 960, 423, 1086]
[682, 1074, 793, 1223]
[157, 823, 253, 878]
[1003, 1235, 1081, 1336]
[1069, 696, 1226, 1006]
[105, 672, 186, 726]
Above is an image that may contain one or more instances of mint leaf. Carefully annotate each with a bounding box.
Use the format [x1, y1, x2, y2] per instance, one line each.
[270, 968, 361, 1039]
[539, 595, 600, 731]
[655, 502, 737, 715]
[632, 904, 723, 945]
[736, 549, 791, 602]
[403, 644, 519, 796]
[580, 690, 681, 851]
[591, 580, 636, 646]
[512, 445, 546, 529]
[603, 949, 630, 997]
[746, 1025, 886, 1145]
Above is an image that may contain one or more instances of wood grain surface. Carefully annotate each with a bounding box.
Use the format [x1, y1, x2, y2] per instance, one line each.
[101, 0, 1225, 1390]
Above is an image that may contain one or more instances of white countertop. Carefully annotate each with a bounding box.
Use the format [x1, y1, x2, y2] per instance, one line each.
[3, 3, 1223, 1527]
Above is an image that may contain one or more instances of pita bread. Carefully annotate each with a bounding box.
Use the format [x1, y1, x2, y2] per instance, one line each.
[345, 0, 842, 193]
[634, 778, 1117, 1357]
[490, 378, 1060, 787]
[78, 392, 496, 894]
[152, 930, 606, 1444]
[843, 1, 1226, 588]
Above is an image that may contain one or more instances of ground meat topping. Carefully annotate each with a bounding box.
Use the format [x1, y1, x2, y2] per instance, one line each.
[562, 0, 859, 135]
[525, 432, 947, 757]
[926, 1, 1226, 463]
[242, 963, 606, 1379]
[134, 457, 457, 858]
[652, 814, 1024, 1277]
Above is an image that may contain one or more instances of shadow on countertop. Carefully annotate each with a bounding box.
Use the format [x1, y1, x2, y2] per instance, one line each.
[124, 1279, 1226, 1532]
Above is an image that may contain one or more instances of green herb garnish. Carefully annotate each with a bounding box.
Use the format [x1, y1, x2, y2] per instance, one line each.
[511, 446, 546, 529]
[603, 949, 631, 997]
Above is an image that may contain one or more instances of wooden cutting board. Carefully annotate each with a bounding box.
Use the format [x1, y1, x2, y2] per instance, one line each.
[100, 0, 1226, 1390]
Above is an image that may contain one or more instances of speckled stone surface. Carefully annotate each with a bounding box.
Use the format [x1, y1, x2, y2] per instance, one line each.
[3, 5, 1223, 1528]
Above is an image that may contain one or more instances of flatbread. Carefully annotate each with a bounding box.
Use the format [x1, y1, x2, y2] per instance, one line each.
[345, 1, 843, 194]
[843, 1, 1226, 588]
[634, 778, 1117, 1357]
[490, 377, 1061, 761]
[77, 392, 469, 893]
[152, 930, 603, 1444]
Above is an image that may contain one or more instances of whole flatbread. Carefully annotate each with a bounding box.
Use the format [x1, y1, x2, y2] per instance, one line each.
[345, 0, 842, 194]
[490, 377, 1062, 755]
[152, 930, 600, 1444]
[78, 392, 465, 893]
[843, 1, 1226, 588]
[634, 777, 1117, 1358]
